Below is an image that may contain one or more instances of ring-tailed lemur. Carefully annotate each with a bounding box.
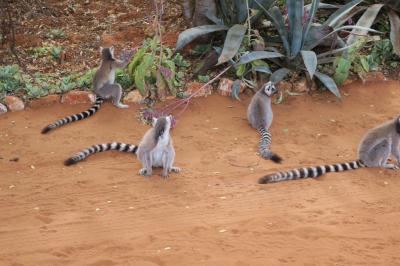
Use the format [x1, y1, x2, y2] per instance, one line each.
[247, 81, 282, 163]
[259, 116, 400, 184]
[42, 46, 134, 134]
[65, 115, 180, 178]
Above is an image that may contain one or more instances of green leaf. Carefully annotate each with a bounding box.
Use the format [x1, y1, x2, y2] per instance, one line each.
[128, 45, 148, 76]
[314, 71, 341, 98]
[287, 0, 304, 57]
[347, 4, 384, 45]
[175, 25, 228, 52]
[270, 68, 291, 83]
[389, 10, 400, 56]
[236, 51, 284, 65]
[134, 54, 154, 95]
[359, 56, 370, 72]
[333, 57, 351, 85]
[252, 65, 271, 74]
[301, 50, 317, 79]
[217, 24, 247, 65]
[302, 0, 319, 48]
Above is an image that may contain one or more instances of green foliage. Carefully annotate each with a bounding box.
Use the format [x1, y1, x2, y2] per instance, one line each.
[28, 43, 64, 61]
[48, 29, 67, 39]
[197, 75, 210, 83]
[0, 65, 23, 97]
[128, 37, 189, 98]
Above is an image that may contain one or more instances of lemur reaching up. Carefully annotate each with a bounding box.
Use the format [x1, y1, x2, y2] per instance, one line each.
[259, 116, 400, 184]
[65, 115, 180, 178]
[42, 46, 133, 134]
[247, 81, 282, 163]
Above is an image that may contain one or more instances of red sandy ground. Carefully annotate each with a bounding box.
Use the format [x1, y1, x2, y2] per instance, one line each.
[0, 80, 400, 265]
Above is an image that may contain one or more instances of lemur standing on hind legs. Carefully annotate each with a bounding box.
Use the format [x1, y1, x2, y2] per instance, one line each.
[247, 81, 283, 163]
[41, 46, 134, 134]
[64, 115, 180, 178]
[259, 116, 400, 184]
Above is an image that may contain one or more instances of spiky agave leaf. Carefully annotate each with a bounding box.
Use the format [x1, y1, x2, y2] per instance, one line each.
[270, 68, 291, 83]
[347, 4, 384, 45]
[175, 25, 228, 52]
[388, 10, 400, 56]
[287, 0, 304, 57]
[324, 0, 363, 28]
[236, 51, 284, 66]
[217, 24, 247, 65]
[314, 71, 341, 98]
[302, 0, 319, 48]
[231, 79, 242, 101]
[300, 50, 317, 79]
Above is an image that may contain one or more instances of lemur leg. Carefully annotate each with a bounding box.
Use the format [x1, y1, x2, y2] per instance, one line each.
[390, 135, 400, 165]
[139, 153, 153, 176]
[97, 84, 129, 109]
[366, 139, 398, 169]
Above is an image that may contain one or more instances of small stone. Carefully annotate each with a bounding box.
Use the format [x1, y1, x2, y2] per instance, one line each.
[8, 185, 15, 189]
[186, 82, 212, 98]
[123, 90, 143, 104]
[33, 207, 40, 211]
[61, 90, 95, 104]
[4, 96, 24, 112]
[29, 94, 60, 108]
[384, 181, 389, 185]
[0, 103, 7, 115]
[30, 165, 35, 169]
[217, 78, 245, 96]
[218, 229, 227, 233]
[95, 208, 101, 212]
[164, 247, 171, 250]
[363, 72, 386, 83]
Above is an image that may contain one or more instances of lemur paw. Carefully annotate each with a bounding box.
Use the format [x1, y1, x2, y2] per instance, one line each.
[383, 164, 399, 170]
[139, 168, 151, 176]
[170, 166, 181, 173]
[116, 103, 129, 109]
[161, 172, 169, 179]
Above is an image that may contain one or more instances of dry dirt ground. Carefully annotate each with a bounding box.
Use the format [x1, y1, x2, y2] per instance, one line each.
[1, 80, 400, 265]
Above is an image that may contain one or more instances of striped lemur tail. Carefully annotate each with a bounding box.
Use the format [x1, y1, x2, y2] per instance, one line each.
[41, 96, 104, 134]
[258, 160, 366, 184]
[258, 127, 282, 163]
[64, 142, 138, 166]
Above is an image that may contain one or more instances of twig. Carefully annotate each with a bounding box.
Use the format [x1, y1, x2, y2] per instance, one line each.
[158, 65, 233, 116]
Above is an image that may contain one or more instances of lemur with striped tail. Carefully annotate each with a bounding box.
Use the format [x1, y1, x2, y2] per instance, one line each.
[41, 46, 133, 134]
[247, 81, 282, 163]
[65, 115, 180, 178]
[259, 116, 400, 184]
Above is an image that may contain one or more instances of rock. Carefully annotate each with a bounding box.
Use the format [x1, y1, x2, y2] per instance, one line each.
[61, 90, 95, 104]
[363, 71, 386, 83]
[123, 90, 144, 104]
[4, 96, 24, 112]
[217, 78, 245, 97]
[186, 82, 212, 97]
[0, 103, 7, 115]
[276, 80, 293, 91]
[29, 94, 60, 108]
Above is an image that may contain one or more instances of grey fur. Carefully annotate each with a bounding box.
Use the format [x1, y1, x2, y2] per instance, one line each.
[247, 81, 282, 163]
[64, 115, 180, 178]
[93, 46, 132, 108]
[137, 115, 180, 178]
[259, 116, 400, 184]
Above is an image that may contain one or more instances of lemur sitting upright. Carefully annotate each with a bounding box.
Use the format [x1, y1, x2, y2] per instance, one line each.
[42, 46, 133, 134]
[247, 81, 282, 163]
[259, 116, 400, 184]
[65, 115, 180, 178]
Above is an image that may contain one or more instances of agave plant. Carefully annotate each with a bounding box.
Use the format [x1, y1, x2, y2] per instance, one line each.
[346, 0, 400, 56]
[175, 0, 275, 66]
[235, 0, 379, 98]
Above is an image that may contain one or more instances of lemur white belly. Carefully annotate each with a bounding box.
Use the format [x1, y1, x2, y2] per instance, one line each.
[151, 132, 170, 167]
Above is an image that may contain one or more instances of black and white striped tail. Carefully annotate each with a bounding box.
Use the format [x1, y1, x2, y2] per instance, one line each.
[258, 160, 366, 184]
[41, 96, 104, 134]
[258, 127, 282, 163]
[64, 142, 138, 166]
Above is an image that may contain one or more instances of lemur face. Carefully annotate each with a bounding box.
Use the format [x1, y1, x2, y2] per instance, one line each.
[263, 81, 278, 96]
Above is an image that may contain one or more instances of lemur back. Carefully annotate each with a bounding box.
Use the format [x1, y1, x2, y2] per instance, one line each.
[247, 81, 282, 163]
[41, 46, 133, 134]
[259, 116, 400, 184]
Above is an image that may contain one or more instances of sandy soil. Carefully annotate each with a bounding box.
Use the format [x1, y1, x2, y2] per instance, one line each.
[1, 81, 400, 265]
